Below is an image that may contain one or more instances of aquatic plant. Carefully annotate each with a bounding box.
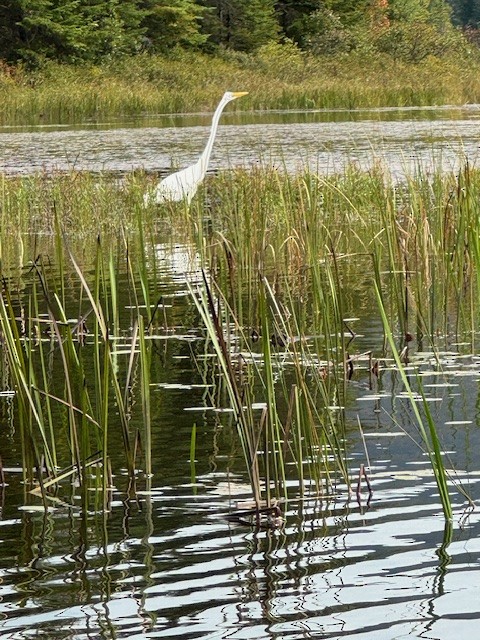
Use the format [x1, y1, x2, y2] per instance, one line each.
[374, 284, 453, 520]
[0, 229, 158, 504]
[1, 161, 479, 518]
[188, 271, 351, 510]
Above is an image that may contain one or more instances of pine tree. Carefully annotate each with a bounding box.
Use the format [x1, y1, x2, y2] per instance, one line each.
[200, 0, 279, 51]
[15, 0, 92, 64]
[231, 0, 279, 50]
[3, 0, 147, 65]
[79, 0, 146, 60]
[140, 0, 207, 52]
[0, 0, 23, 63]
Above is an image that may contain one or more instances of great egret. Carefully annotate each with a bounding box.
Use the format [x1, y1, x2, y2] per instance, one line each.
[145, 91, 248, 205]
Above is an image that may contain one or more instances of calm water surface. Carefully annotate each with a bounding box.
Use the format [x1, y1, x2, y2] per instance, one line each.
[1, 108, 480, 639]
[1, 104, 480, 178]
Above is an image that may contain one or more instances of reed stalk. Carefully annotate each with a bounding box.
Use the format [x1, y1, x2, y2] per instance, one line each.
[374, 282, 453, 520]
[1, 162, 480, 511]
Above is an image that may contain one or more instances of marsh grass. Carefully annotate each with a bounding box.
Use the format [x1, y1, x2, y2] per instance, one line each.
[374, 284, 453, 519]
[2, 51, 480, 125]
[204, 162, 480, 344]
[0, 226, 161, 504]
[193, 162, 480, 511]
[1, 161, 480, 515]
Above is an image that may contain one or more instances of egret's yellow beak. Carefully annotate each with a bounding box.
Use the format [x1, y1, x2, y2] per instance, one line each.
[232, 92, 249, 98]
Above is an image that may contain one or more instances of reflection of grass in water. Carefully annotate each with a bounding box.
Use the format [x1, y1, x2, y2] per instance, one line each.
[190, 162, 480, 516]
[1, 161, 479, 517]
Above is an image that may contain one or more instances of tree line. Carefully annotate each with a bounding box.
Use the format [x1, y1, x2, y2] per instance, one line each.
[1, 0, 479, 67]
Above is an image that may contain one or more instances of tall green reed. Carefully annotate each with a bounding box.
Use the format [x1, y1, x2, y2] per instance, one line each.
[0, 230, 159, 502]
[2, 162, 480, 515]
[190, 161, 480, 515]
[374, 284, 453, 520]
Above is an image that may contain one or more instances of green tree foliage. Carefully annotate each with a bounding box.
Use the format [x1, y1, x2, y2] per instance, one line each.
[12, 0, 91, 64]
[0, 0, 475, 66]
[0, 0, 23, 63]
[140, 0, 207, 52]
[1, 0, 146, 65]
[376, 0, 460, 61]
[274, 1, 323, 41]
[294, 8, 354, 53]
[199, 0, 279, 51]
[326, 0, 372, 25]
[79, 0, 146, 59]
[448, 0, 480, 26]
[387, 0, 430, 20]
[294, 0, 380, 54]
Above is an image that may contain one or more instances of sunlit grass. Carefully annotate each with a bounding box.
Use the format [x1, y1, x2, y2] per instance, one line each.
[2, 49, 480, 125]
[1, 161, 480, 516]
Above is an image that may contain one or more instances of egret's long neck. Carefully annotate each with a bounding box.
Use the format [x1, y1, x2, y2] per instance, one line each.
[198, 98, 228, 173]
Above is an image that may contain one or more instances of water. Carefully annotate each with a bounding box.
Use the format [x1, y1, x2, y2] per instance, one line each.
[2, 108, 480, 639]
[1, 104, 480, 178]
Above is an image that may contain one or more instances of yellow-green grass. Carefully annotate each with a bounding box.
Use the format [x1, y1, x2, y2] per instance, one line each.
[1, 48, 480, 125]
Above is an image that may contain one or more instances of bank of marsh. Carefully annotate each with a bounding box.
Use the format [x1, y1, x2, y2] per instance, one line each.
[3, 50, 480, 125]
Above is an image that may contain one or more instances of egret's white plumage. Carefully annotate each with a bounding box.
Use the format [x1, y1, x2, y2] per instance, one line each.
[145, 91, 248, 205]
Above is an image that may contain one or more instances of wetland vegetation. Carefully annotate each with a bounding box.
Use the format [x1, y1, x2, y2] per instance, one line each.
[1, 163, 479, 520]
[3, 3, 480, 636]
[2, 1, 480, 124]
[2, 49, 480, 126]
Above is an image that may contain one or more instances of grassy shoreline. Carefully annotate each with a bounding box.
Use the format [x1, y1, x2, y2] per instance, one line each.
[1, 48, 480, 125]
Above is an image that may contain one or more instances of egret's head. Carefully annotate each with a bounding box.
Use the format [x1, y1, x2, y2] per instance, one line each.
[224, 91, 248, 102]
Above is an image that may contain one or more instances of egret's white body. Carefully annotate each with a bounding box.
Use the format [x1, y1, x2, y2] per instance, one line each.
[145, 91, 248, 205]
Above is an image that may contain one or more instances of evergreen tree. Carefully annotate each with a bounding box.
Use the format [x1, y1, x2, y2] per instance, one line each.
[200, 0, 279, 51]
[0, 0, 23, 63]
[273, 0, 323, 41]
[447, 0, 480, 25]
[1, 0, 147, 65]
[140, 0, 207, 52]
[79, 0, 146, 60]
[14, 0, 91, 64]
[232, 0, 279, 50]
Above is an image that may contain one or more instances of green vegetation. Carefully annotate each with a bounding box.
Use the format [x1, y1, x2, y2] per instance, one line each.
[2, 163, 480, 517]
[2, 48, 480, 125]
[1, 1, 473, 65]
[1, 1, 480, 125]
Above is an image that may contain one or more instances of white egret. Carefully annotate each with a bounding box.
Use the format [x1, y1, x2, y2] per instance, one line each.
[145, 91, 248, 205]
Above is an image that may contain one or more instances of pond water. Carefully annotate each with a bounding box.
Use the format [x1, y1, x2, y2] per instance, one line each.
[1, 108, 480, 639]
[0, 104, 480, 178]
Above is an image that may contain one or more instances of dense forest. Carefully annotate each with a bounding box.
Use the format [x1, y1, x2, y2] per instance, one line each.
[1, 0, 480, 67]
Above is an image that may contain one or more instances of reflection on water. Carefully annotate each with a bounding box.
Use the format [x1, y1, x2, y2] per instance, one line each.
[1, 473, 480, 639]
[0, 243, 479, 639]
[0, 105, 479, 178]
[1, 108, 480, 638]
